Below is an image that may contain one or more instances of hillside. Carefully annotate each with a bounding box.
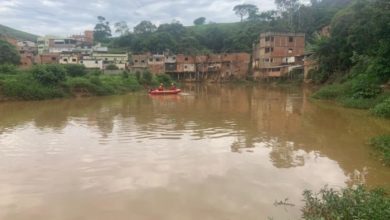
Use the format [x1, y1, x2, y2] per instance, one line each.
[0, 24, 38, 42]
[110, 0, 350, 55]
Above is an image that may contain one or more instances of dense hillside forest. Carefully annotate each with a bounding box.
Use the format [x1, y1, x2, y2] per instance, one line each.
[307, 0, 389, 119]
[107, 0, 352, 54]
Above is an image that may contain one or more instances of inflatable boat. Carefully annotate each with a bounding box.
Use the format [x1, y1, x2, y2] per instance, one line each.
[149, 89, 181, 95]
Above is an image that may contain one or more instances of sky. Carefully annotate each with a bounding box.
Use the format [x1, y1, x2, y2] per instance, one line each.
[0, 0, 278, 37]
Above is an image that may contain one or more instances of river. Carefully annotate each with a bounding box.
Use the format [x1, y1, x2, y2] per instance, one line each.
[0, 84, 389, 220]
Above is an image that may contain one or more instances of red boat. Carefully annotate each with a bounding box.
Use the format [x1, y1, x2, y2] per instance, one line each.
[149, 89, 181, 95]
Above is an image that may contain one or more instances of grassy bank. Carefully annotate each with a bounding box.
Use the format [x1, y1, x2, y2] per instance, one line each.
[0, 64, 175, 101]
[302, 185, 390, 220]
[369, 135, 390, 166]
[312, 73, 390, 119]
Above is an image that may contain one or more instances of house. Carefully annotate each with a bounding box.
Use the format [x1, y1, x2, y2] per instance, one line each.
[91, 52, 128, 70]
[59, 53, 80, 64]
[48, 38, 78, 53]
[131, 54, 149, 72]
[164, 54, 177, 73]
[147, 54, 165, 74]
[221, 53, 250, 79]
[80, 57, 103, 69]
[37, 36, 55, 54]
[176, 54, 195, 73]
[252, 32, 305, 79]
[38, 53, 60, 64]
[71, 30, 94, 46]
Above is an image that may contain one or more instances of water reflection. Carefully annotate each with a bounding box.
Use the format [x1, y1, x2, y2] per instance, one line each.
[0, 84, 389, 220]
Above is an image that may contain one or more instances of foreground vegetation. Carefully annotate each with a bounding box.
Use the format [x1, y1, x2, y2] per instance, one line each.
[302, 185, 390, 220]
[0, 64, 173, 101]
[369, 135, 390, 166]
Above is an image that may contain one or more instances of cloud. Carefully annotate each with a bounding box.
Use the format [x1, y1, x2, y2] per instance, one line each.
[0, 0, 277, 36]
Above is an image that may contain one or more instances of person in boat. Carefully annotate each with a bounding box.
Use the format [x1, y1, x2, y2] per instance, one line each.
[170, 83, 177, 90]
[158, 83, 164, 91]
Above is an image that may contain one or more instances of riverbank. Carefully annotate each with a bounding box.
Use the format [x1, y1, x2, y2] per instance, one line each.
[0, 64, 177, 101]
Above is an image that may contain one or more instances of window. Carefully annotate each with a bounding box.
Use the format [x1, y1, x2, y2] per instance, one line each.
[271, 37, 274, 42]
[265, 36, 270, 41]
[288, 48, 293, 53]
[270, 58, 274, 63]
[141, 60, 145, 63]
[264, 58, 269, 63]
[272, 68, 280, 72]
[95, 61, 98, 64]
[80, 61, 83, 64]
[289, 36, 294, 42]
[226, 63, 230, 67]
[63, 58, 68, 62]
[105, 58, 108, 61]
[185, 57, 188, 61]
[265, 48, 273, 53]
[134, 59, 138, 63]
[72, 59, 76, 62]
[52, 57, 57, 61]
[156, 58, 161, 62]
[184, 65, 188, 69]
[149, 58, 153, 62]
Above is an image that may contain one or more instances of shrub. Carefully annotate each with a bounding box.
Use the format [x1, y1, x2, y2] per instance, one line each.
[64, 77, 97, 93]
[31, 64, 66, 85]
[122, 71, 129, 78]
[105, 64, 119, 70]
[141, 70, 153, 84]
[302, 185, 390, 220]
[135, 71, 141, 81]
[0, 64, 18, 74]
[64, 64, 87, 77]
[156, 73, 173, 86]
[1, 74, 65, 100]
[340, 97, 377, 109]
[309, 69, 329, 84]
[122, 75, 141, 91]
[88, 69, 103, 76]
[312, 84, 346, 100]
[350, 75, 382, 99]
[370, 98, 390, 118]
[369, 135, 390, 165]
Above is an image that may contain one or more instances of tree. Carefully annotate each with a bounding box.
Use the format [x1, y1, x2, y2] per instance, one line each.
[134, 20, 157, 34]
[233, 4, 259, 22]
[114, 21, 129, 36]
[275, 0, 301, 13]
[0, 39, 20, 65]
[157, 21, 187, 41]
[93, 16, 112, 42]
[275, 0, 302, 30]
[194, 17, 206, 25]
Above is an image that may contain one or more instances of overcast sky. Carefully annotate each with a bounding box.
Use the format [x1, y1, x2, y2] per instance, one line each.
[0, 0, 279, 37]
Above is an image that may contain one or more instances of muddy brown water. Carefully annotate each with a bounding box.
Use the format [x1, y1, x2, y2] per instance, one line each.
[0, 84, 389, 220]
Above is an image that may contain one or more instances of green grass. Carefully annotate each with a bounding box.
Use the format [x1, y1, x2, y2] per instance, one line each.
[369, 135, 390, 166]
[0, 73, 65, 100]
[370, 97, 390, 119]
[302, 185, 390, 220]
[0, 65, 145, 101]
[312, 72, 390, 117]
[0, 24, 38, 41]
[312, 84, 349, 100]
